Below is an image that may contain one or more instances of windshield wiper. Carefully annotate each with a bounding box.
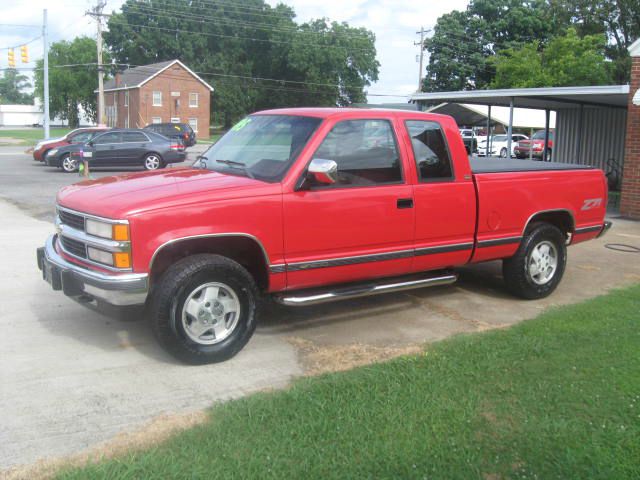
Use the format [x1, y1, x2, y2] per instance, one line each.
[214, 159, 254, 179]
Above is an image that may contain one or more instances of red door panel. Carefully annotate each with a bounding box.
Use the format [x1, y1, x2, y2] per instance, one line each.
[283, 184, 414, 290]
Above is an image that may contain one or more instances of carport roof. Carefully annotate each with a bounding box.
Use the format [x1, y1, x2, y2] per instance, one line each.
[410, 85, 629, 110]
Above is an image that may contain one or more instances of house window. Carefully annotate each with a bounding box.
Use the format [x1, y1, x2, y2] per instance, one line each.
[188, 117, 198, 132]
[189, 93, 198, 107]
[152, 117, 162, 124]
[152, 91, 162, 106]
[124, 91, 129, 107]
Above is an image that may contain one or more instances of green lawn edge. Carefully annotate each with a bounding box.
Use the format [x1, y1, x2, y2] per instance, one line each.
[58, 284, 640, 480]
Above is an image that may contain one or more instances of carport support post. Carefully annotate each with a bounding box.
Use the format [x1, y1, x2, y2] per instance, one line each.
[506, 97, 514, 157]
[486, 105, 492, 155]
[543, 109, 550, 162]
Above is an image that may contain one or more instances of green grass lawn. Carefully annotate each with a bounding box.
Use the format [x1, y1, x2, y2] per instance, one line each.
[58, 285, 640, 480]
[0, 128, 72, 146]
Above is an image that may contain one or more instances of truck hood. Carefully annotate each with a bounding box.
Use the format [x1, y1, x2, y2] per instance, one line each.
[57, 167, 280, 219]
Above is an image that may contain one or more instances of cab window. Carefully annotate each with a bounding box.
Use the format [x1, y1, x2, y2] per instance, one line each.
[312, 119, 402, 188]
[406, 120, 454, 181]
[93, 132, 122, 144]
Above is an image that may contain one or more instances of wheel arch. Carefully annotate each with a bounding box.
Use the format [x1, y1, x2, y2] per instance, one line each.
[523, 209, 575, 240]
[149, 234, 271, 291]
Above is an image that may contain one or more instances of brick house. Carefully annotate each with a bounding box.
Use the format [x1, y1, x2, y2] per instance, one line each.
[98, 59, 213, 136]
[622, 39, 640, 219]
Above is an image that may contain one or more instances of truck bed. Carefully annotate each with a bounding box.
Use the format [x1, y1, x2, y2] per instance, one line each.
[470, 158, 597, 174]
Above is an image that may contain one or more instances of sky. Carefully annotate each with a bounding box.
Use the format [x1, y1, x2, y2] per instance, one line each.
[0, 0, 470, 103]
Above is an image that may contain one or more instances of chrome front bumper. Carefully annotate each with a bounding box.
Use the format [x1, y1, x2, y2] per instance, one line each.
[36, 234, 148, 306]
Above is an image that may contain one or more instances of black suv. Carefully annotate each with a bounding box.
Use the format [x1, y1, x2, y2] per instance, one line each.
[144, 122, 197, 147]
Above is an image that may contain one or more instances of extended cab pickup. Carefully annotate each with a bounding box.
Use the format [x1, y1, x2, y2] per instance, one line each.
[37, 108, 611, 364]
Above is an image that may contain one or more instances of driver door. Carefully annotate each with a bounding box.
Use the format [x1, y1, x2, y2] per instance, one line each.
[282, 118, 415, 290]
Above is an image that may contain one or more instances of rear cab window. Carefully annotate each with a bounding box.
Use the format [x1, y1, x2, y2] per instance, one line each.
[405, 120, 454, 182]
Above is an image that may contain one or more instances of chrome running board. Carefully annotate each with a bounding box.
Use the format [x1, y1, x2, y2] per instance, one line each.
[273, 271, 458, 307]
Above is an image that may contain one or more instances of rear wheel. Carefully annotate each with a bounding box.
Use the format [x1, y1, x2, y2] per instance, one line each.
[61, 154, 78, 173]
[500, 147, 508, 158]
[503, 222, 566, 299]
[143, 153, 163, 170]
[149, 254, 259, 364]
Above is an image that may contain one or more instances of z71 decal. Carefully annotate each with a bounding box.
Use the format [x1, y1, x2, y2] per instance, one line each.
[581, 198, 602, 211]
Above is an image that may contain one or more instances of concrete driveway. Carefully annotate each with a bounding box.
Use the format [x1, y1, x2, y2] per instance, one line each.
[1, 147, 640, 474]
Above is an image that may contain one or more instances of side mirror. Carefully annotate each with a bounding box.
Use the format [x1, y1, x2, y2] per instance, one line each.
[308, 158, 338, 185]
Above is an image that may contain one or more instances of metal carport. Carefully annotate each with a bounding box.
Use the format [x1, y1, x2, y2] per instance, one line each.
[409, 85, 629, 172]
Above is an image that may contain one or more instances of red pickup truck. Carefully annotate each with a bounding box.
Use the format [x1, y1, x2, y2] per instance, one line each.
[37, 108, 611, 364]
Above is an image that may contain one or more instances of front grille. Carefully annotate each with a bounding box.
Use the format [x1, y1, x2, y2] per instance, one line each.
[60, 236, 87, 258]
[58, 209, 85, 231]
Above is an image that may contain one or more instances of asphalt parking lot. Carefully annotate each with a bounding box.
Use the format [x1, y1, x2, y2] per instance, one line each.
[2, 145, 640, 474]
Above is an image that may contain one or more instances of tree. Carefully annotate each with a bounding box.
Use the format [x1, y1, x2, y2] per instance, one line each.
[104, 0, 379, 127]
[423, 0, 551, 91]
[0, 68, 33, 104]
[34, 37, 106, 126]
[491, 28, 613, 88]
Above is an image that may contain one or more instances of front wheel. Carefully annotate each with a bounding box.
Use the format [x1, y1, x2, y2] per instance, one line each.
[502, 222, 567, 299]
[143, 153, 164, 170]
[61, 154, 78, 173]
[149, 254, 259, 364]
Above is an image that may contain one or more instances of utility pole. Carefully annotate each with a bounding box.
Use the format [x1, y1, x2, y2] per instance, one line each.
[87, 1, 107, 126]
[415, 27, 429, 92]
[42, 9, 50, 139]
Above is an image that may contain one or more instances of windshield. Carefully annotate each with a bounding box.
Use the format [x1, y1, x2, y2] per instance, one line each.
[196, 115, 322, 182]
[532, 130, 553, 140]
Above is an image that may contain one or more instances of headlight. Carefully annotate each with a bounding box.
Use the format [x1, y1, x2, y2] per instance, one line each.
[85, 219, 130, 241]
[48, 149, 58, 156]
[87, 247, 132, 269]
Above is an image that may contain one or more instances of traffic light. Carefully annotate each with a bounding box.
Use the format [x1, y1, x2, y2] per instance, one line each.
[20, 45, 28, 63]
[8, 48, 15, 68]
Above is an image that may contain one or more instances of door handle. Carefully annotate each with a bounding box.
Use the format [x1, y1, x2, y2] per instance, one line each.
[397, 198, 413, 209]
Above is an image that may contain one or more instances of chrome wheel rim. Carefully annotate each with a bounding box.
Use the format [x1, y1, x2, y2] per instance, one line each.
[62, 156, 77, 172]
[145, 155, 160, 170]
[500, 148, 507, 158]
[528, 241, 558, 285]
[181, 282, 241, 345]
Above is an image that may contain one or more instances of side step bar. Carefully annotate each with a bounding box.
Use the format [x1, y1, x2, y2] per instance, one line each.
[272, 271, 458, 307]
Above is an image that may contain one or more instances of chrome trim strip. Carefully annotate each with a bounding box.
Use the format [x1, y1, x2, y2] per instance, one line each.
[273, 272, 458, 306]
[477, 236, 522, 248]
[57, 205, 129, 225]
[286, 249, 414, 272]
[596, 221, 612, 238]
[575, 224, 604, 234]
[39, 235, 148, 306]
[149, 233, 272, 270]
[269, 264, 286, 274]
[56, 218, 131, 252]
[414, 242, 473, 256]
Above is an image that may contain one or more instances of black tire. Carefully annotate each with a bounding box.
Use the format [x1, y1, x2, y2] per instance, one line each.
[502, 222, 567, 300]
[545, 149, 552, 161]
[143, 153, 164, 170]
[500, 147, 508, 158]
[149, 254, 259, 364]
[60, 154, 78, 173]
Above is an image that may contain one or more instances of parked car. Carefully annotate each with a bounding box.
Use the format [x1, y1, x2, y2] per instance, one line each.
[45, 129, 186, 172]
[37, 108, 610, 364]
[514, 130, 555, 160]
[478, 134, 529, 157]
[143, 122, 196, 147]
[459, 128, 477, 154]
[33, 127, 110, 161]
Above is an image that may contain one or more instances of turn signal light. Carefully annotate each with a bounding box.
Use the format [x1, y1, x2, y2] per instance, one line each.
[112, 224, 130, 241]
[113, 252, 131, 269]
